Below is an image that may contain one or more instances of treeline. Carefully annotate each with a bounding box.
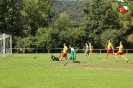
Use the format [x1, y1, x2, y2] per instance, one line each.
[52, 0, 87, 1]
[0, 0, 133, 50]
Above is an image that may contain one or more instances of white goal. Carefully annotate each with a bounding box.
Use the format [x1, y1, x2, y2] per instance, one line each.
[0, 33, 12, 58]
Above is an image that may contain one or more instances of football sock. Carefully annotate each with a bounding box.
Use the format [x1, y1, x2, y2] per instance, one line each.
[104, 55, 108, 59]
[123, 57, 128, 61]
[64, 62, 68, 66]
[88, 55, 90, 58]
[86, 54, 88, 58]
[59, 58, 62, 62]
[115, 55, 118, 60]
[73, 61, 80, 63]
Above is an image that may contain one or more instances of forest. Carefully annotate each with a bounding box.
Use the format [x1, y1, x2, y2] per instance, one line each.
[0, 0, 133, 50]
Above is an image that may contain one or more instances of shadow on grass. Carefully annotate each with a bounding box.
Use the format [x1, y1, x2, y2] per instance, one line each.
[80, 61, 87, 63]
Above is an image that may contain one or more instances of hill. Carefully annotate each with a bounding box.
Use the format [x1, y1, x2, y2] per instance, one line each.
[51, 1, 88, 22]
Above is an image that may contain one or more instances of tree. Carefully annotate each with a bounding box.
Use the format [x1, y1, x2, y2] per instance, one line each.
[83, 0, 120, 48]
[111, 0, 133, 34]
[83, 2, 90, 20]
[118, 13, 133, 35]
[58, 26, 86, 49]
[127, 34, 133, 44]
[54, 12, 69, 30]
[100, 29, 122, 48]
[0, 0, 21, 35]
[36, 27, 60, 48]
[19, 0, 53, 36]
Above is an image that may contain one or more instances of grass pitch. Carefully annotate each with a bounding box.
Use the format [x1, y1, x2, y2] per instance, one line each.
[0, 53, 133, 88]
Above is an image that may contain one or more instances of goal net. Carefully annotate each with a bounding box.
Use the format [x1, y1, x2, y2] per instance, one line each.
[0, 33, 12, 58]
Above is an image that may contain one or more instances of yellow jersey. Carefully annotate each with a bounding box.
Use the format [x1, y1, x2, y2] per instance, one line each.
[118, 44, 123, 53]
[90, 45, 93, 50]
[63, 46, 68, 53]
[107, 43, 112, 49]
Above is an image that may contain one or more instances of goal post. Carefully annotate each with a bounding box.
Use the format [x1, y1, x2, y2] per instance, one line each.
[0, 33, 12, 58]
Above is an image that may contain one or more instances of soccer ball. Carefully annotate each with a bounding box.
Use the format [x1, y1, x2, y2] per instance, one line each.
[20, 48, 23, 51]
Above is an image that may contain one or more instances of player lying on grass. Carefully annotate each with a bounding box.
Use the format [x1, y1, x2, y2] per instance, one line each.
[88, 42, 96, 58]
[103, 40, 114, 60]
[51, 55, 60, 61]
[59, 43, 68, 63]
[63, 45, 80, 66]
[115, 41, 129, 63]
[85, 42, 89, 58]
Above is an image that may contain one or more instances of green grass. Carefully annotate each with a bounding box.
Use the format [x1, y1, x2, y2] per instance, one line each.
[0, 53, 133, 88]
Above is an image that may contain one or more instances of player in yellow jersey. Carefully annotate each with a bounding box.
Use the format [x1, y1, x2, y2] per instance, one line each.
[115, 41, 128, 63]
[59, 43, 68, 63]
[103, 40, 114, 60]
[88, 42, 96, 58]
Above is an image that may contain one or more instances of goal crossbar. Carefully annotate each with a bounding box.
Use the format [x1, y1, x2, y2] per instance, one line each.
[0, 34, 11, 40]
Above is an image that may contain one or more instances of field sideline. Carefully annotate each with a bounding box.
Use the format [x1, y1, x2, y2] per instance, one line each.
[0, 53, 133, 88]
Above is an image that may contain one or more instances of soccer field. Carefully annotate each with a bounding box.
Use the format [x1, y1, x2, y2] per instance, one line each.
[0, 53, 133, 88]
